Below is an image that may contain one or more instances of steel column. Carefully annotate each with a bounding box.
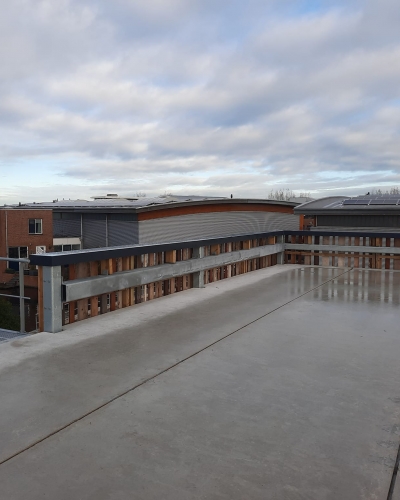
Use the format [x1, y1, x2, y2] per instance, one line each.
[276, 235, 285, 264]
[192, 246, 205, 288]
[43, 266, 63, 333]
[18, 261, 25, 333]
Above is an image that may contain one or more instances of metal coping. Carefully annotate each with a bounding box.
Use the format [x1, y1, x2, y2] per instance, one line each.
[288, 230, 400, 238]
[30, 231, 285, 266]
[10, 197, 299, 212]
[29, 229, 400, 267]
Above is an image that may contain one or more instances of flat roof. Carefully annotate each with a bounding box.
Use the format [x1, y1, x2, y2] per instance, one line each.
[0, 266, 399, 498]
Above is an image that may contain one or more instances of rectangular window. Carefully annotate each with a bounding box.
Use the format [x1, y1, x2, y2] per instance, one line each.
[8, 247, 19, 259]
[19, 247, 28, 258]
[7, 246, 28, 269]
[28, 219, 42, 234]
[53, 243, 81, 252]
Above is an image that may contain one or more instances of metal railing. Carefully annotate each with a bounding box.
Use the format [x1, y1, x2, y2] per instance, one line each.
[31, 232, 285, 333]
[0, 257, 30, 333]
[284, 231, 400, 269]
[29, 229, 400, 334]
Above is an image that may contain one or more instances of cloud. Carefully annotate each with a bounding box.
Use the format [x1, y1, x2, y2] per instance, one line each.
[1, 0, 400, 204]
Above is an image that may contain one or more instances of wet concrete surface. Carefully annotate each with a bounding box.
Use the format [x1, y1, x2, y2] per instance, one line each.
[0, 266, 399, 499]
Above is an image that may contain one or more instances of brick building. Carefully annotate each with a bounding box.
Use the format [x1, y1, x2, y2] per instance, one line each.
[24, 195, 299, 248]
[1, 195, 300, 285]
[0, 208, 53, 286]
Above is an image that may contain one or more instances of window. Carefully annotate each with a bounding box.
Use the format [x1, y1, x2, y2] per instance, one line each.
[53, 243, 81, 253]
[8, 246, 28, 259]
[29, 219, 42, 234]
[7, 246, 28, 270]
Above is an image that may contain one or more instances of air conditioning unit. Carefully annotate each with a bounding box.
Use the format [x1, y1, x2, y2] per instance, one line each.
[36, 246, 46, 254]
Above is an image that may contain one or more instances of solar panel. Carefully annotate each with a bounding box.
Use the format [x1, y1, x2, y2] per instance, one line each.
[369, 199, 399, 205]
[342, 200, 358, 205]
[355, 200, 370, 205]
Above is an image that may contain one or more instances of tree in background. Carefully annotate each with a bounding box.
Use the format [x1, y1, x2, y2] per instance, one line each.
[370, 187, 399, 195]
[267, 189, 311, 201]
[0, 298, 20, 331]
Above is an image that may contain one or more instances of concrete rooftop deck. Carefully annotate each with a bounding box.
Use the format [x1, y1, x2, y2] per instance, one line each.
[0, 265, 399, 499]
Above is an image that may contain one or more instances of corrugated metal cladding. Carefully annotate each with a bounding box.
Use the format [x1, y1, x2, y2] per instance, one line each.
[82, 214, 106, 249]
[107, 213, 138, 247]
[108, 221, 139, 246]
[53, 213, 81, 238]
[317, 214, 400, 229]
[138, 212, 299, 244]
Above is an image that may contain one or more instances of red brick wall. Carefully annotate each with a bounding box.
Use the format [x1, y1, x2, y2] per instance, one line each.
[0, 209, 53, 285]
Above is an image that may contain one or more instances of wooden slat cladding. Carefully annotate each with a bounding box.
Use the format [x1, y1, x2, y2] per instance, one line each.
[40, 232, 400, 331]
[285, 234, 400, 270]
[138, 203, 294, 221]
[50, 238, 278, 330]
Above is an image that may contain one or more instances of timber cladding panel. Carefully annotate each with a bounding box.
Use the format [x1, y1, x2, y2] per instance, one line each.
[138, 211, 299, 244]
[56, 237, 278, 329]
[137, 203, 294, 221]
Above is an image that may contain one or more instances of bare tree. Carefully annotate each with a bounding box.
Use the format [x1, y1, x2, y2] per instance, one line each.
[268, 189, 313, 201]
[370, 187, 399, 195]
[267, 189, 296, 201]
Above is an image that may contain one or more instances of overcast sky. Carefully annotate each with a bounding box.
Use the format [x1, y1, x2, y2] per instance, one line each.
[1, 0, 400, 204]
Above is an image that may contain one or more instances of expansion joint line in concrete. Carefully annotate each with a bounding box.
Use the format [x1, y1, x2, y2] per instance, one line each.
[0, 267, 353, 469]
[387, 441, 400, 500]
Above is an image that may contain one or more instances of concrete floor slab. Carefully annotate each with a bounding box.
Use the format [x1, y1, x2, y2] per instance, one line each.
[0, 265, 334, 463]
[0, 266, 399, 499]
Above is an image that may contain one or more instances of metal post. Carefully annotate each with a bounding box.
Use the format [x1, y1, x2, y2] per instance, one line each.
[18, 261, 25, 333]
[43, 266, 63, 333]
[192, 246, 205, 288]
[277, 235, 285, 265]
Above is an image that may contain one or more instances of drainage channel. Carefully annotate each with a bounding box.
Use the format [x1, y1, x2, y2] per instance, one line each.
[0, 267, 352, 468]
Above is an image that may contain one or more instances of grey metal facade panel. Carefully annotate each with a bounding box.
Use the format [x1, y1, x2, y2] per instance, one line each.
[317, 214, 400, 228]
[138, 212, 299, 244]
[82, 217, 106, 249]
[108, 221, 139, 246]
[313, 226, 400, 233]
[53, 219, 81, 238]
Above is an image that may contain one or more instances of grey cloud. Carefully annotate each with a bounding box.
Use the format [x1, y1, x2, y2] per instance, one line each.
[1, 0, 400, 204]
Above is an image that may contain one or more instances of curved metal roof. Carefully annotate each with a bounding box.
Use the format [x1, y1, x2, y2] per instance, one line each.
[295, 195, 400, 215]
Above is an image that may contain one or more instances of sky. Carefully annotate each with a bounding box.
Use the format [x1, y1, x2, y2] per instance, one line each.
[1, 0, 400, 204]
